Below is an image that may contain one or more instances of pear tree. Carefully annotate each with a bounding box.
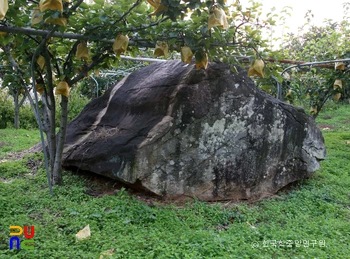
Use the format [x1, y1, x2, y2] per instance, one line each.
[0, 0, 280, 191]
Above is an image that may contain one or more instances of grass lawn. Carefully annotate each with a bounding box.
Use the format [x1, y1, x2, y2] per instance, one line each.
[0, 106, 349, 258]
[0, 129, 41, 159]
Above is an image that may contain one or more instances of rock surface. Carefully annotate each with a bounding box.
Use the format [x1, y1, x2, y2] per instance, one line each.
[63, 61, 326, 200]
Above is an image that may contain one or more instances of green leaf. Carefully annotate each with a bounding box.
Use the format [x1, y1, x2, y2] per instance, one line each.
[79, 2, 89, 9]
[261, 84, 273, 92]
[205, 1, 213, 8]
[99, 15, 108, 22]
[94, 0, 105, 6]
[90, 213, 102, 218]
[51, 11, 61, 19]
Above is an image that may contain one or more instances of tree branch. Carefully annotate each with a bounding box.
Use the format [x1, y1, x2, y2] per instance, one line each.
[122, 17, 171, 33]
[69, 54, 109, 85]
[63, 40, 80, 74]
[69, 0, 84, 12]
[0, 25, 156, 47]
[113, 0, 142, 26]
[18, 94, 26, 107]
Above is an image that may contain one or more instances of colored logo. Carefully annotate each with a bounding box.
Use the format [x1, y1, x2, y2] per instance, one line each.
[9, 226, 35, 250]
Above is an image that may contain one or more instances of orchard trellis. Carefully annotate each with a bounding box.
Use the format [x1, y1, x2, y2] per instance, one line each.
[117, 54, 350, 118]
[0, 0, 348, 194]
[1, 0, 277, 193]
[276, 58, 350, 97]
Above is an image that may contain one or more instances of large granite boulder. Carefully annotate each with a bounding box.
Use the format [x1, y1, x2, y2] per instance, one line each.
[63, 61, 326, 200]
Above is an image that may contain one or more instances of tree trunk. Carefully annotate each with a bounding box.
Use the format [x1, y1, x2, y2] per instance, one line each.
[43, 51, 57, 170]
[13, 91, 20, 129]
[52, 95, 68, 185]
[25, 88, 40, 126]
[12, 91, 27, 129]
[48, 91, 57, 172]
[41, 92, 55, 173]
[91, 78, 95, 99]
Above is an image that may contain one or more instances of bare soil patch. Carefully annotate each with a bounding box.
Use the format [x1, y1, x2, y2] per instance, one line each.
[342, 119, 350, 125]
[317, 124, 336, 130]
[3, 143, 304, 207]
[1, 143, 41, 162]
[0, 141, 6, 148]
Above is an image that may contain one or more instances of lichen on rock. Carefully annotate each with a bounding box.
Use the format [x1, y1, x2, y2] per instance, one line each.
[63, 61, 326, 201]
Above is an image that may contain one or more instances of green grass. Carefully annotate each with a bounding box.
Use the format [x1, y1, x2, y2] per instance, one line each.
[0, 106, 349, 258]
[0, 129, 40, 159]
[316, 104, 350, 131]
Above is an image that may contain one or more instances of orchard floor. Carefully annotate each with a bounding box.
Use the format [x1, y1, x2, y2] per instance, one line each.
[0, 105, 349, 258]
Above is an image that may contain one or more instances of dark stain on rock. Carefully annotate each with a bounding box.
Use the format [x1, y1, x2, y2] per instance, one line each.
[63, 61, 326, 201]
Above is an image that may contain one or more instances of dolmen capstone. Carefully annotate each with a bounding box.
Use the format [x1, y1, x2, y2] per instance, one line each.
[63, 61, 326, 200]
